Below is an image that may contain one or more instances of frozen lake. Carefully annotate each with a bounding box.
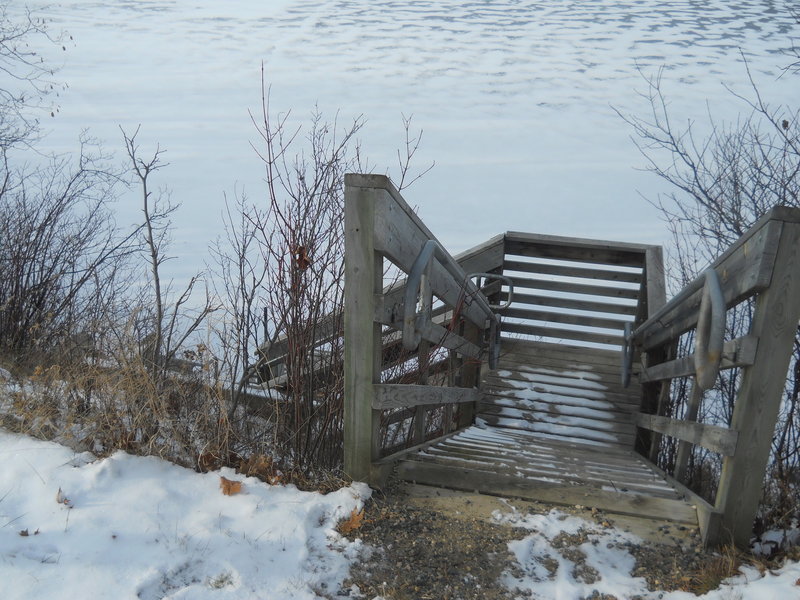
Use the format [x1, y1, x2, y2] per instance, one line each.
[15, 0, 799, 279]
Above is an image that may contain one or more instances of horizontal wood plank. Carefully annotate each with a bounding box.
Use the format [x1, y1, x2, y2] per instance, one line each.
[639, 335, 759, 383]
[373, 384, 482, 409]
[508, 276, 640, 299]
[499, 291, 637, 316]
[396, 460, 697, 523]
[504, 232, 651, 268]
[502, 322, 624, 346]
[501, 306, 632, 331]
[503, 259, 643, 283]
[634, 413, 739, 456]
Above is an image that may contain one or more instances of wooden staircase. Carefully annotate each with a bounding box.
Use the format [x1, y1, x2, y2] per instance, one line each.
[387, 226, 692, 523]
[342, 175, 800, 548]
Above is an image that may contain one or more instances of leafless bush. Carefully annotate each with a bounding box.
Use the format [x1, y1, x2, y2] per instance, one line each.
[209, 71, 432, 474]
[619, 54, 799, 528]
[0, 136, 135, 362]
[0, 0, 68, 147]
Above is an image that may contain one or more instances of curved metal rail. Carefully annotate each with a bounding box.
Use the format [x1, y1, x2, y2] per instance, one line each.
[622, 267, 725, 390]
[403, 240, 505, 370]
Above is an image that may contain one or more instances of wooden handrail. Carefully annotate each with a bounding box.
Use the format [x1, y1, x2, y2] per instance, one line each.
[632, 206, 800, 547]
[344, 174, 503, 483]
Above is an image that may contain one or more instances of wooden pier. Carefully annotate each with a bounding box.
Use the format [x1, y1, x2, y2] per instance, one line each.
[342, 174, 800, 548]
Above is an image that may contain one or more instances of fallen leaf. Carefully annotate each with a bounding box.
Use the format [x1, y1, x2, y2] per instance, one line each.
[56, 487, 73, 507]
[219, 476, 243, 496]
[337, 508, 365, 534]
[294, 245, 311, 271]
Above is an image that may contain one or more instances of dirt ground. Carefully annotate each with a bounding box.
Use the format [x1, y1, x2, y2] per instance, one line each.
[341, 480, 722, 600]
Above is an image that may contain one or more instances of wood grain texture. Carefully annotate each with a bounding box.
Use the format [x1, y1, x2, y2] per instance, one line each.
[639, 336, 758, 383]
[716, 220, 800, 547]
[396, 458, 696, 523]
[343, 181, 381, 482]
[634, 413, 738, 456]
[373, 384, 482, 409]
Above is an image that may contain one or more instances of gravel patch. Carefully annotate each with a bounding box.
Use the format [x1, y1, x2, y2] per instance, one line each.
[341, 479, 728, 599]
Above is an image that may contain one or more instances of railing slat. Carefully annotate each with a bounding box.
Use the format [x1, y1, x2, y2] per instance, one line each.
[634, 413, 738, 456]
[503, 259, 643, 283]
[639, 335, 759, 383]
[373, 384, 481, 409]
[502, 322, 624, 346]
[508, 275, 640, 299]
[498, 291, 637, 316]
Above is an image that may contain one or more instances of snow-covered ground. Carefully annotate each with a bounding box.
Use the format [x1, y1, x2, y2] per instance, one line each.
[2, 430, 800, 600]
[0, 430, 369, 599]
[9, 1, 799, 286]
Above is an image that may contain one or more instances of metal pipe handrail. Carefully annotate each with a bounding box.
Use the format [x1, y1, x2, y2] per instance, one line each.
[466, 272, 514, 310]
[622, 267, 726, 389]
[403, 239, 501, 368]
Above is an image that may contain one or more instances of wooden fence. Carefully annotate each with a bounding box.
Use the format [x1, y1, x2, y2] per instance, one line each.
[343, 174, 502, 482]
[342, 175, 800, 548]
[630, 206, 800, 547]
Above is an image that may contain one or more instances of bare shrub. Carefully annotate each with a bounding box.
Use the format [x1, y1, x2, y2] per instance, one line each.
[619, 55, 799, 529]
[210, 72, 433, 475]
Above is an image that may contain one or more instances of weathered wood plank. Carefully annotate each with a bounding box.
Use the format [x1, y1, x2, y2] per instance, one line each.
[484, 368, 639, 400]
[716, 219, 800, 547]
[373, 194, 487, 328]
[479, 413, 634, 446]
[498, 337, 625, 364]
[637, 218, 782, 351]
[439, 432, 661, 472]
[490, 354, 640, 386]
[478, 403, 634, 436]
[504, 231, 651, 268]
[639, 336, 759, 383]
[482, 378, 640, 409]
[645, 246, 667, 316]
[481, 394, 634, 422]
[501, 306, 631, 331]
[373, 384, 482, 409]
[499, 291, 637, 316]
[634, 413, 738, 456]
[344, 179, 382, 482]
[502, 322, 624, 346]
[436, 439, 664, 481]
[503, 259, 643, 283]
[455, 233, 506, 275]
[396, 460, 697, 523]
[508, 275, 641, 299]
[417, 320, 483, 359]
[414, 448, 680, 498]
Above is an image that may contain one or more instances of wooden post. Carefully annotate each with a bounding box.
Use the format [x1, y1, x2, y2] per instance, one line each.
[344, 177, 383, 482]
[673, 381, 704, 483]
[413, 340, 430, 444]
[715, 221, 800, 547]
[635, 246, 667, 458]
[457, 321, 481, 429]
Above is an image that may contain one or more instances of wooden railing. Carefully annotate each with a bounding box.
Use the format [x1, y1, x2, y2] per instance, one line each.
[497, 232, 665, 349]
[630, 207, 800, 547]
[344, 174, 503, 483]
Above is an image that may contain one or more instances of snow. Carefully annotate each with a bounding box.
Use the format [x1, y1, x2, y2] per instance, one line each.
[2, 429, 800, 599]
[0, 430, 369, 600]
[494, 506, 800, 600]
